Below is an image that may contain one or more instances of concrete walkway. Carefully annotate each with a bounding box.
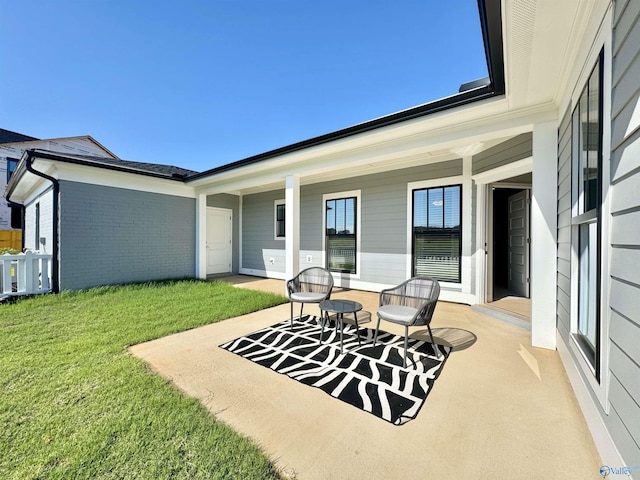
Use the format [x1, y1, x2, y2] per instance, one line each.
[130, 276, 602, 479]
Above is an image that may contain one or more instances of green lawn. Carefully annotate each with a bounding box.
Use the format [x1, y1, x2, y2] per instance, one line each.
[0, 280, 288, 480]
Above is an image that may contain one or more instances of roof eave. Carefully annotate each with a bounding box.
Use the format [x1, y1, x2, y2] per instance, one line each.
[187, 88, 500, 182]
[6, 150, 188, 197]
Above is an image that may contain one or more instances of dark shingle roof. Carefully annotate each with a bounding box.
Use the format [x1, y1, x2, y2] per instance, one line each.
[0, 128, 38, 144]
[30, 149, 199, 180]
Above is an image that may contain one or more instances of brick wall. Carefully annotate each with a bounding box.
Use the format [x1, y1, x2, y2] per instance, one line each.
[57, 180, 196, 291]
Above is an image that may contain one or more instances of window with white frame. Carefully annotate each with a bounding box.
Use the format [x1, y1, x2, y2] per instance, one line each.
[571, 50, 603, 378]
[274, 200, 285, 239]
[325, 195, 357, 274]
[412, 184, 462, 282]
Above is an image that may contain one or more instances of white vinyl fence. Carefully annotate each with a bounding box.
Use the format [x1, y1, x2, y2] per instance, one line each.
[1, 252, 53, 296]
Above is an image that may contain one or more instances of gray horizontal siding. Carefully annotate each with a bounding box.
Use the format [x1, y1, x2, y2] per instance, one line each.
[611, 0, 640, 111]
[242, 190, 285, 273]
[612, 48, 640, 133]
[613, 0, 636, 43]
[242, 159, 463, 286]
[301, 159, 462, 286]
[207, 194, 240, 273]
[609, 343, 640, 464]
[611, 210, 640, 246]
[608, 1, 640, 468]
[612, 129, 640, 182]
[58, 180, 195, 291]
[471, 132, 532, 175]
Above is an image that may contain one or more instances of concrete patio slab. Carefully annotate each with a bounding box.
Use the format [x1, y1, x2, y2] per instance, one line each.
[130, 276, 602, 479]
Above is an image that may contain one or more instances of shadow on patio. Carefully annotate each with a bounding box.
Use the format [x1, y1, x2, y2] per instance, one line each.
[130, 276, 601, 479]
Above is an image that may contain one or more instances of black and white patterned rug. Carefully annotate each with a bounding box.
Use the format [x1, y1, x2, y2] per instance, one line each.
[219, 315, 450, 425]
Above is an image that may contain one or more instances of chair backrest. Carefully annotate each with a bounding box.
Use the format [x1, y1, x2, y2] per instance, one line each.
[289, 267, 334, 295]
[380, 277, 440, 326]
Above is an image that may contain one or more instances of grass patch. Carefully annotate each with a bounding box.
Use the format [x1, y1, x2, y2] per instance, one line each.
[0, 280, 288, 479]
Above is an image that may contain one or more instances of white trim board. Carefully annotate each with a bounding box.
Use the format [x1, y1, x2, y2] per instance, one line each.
[239, 268, 475, 304]
[239, 267, 288, 280]
[471, 157, 533, 184]
[37, 159, 196, 199]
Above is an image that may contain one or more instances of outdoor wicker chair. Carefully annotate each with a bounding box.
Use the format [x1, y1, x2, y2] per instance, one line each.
[286, 267, 334, 330]
[373, 277, 441, 367]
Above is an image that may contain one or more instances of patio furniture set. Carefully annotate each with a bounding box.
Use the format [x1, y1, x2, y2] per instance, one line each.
[287, 267, 441, 368]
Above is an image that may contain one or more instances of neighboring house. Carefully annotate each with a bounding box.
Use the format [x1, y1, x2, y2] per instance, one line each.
[0, 129, 118, 251]
[5, 0, 640, 470]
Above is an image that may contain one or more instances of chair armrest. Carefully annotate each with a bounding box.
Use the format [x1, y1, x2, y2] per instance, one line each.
[286, 278, 296, 296]
[413, 297, 438, 326]
[379, 283, 406, 307]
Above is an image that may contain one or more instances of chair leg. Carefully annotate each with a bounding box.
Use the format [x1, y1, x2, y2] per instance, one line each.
[373, 316, 381, 346]
[300, 303, 304, 322]
[339, 313, 344, 354]
[319, 310, 327, 344]
[403, 325, 409, 368]
[427, 323, 440, 359]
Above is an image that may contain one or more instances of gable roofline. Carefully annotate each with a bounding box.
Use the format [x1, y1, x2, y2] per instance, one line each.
[5, 149, 198, 200]
[1, 134, 120, 159]
[0, 128, 39, 144]
[188, 0, 504, 182]
[76, 136, 120, 159]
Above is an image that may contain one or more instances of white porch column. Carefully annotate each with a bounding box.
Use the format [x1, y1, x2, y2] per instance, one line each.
[462, 156, 473, 300]
[474, 183, 487, 304]
[285, 175, 300, 283]
[531, 121, 558, 349]
[195, 193, 207, 279]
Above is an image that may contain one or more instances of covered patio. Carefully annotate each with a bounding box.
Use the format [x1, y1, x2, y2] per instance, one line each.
[130, 276, 601, 479]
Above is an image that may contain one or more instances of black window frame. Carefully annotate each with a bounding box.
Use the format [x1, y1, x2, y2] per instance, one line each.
[325, 196, 357, 274]
[411, 184, 462, 283]
[275, 202, 285, 239]
[570, 50, 604, 380]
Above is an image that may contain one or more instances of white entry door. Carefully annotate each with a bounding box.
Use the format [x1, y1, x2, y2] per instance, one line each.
[507, 190, 530, 297]
[206, 207, 232, 275]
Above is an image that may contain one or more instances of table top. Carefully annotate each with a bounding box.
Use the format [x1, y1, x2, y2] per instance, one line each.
[319, 299, 363, 314]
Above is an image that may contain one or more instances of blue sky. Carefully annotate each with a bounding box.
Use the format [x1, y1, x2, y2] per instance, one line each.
[1, 1, 487, 172]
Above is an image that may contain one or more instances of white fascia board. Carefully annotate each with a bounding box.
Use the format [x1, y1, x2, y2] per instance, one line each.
[187, 97, 512, 190]
[193, 102, 558, 196]
[35, 159, 196, 198]
[472, 157, 534, 184]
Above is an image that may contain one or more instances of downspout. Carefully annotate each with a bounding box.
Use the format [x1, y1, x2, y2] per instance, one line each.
[9, 152, 61, 293]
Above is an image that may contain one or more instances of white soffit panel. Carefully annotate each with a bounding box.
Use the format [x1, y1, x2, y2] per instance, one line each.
[506, 0, 587, 109]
